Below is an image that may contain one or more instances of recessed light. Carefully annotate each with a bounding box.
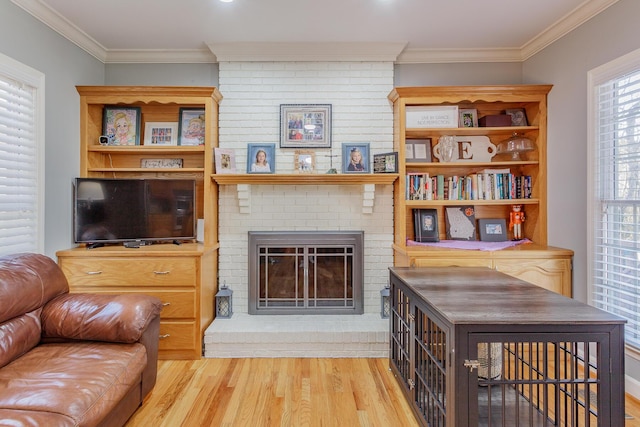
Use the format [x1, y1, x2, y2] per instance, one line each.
[220, 0, 233, 2]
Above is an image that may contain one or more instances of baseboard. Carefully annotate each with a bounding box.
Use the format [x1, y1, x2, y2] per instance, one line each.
[627, 374, 640, 400]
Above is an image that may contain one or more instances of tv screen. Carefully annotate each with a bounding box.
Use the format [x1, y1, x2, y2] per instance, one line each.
[74, 178, 196, 245]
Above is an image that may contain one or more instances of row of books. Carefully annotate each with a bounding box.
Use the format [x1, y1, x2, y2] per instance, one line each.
[406, 169, 532, 201]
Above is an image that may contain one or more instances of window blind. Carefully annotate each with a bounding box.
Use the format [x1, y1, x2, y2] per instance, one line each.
[0, 70, 40, 255]
[593, 69, 640, 348]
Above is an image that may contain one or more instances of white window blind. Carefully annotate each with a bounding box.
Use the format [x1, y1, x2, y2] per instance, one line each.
[0, 54, 44, 256]
[591, 62, 640, 349]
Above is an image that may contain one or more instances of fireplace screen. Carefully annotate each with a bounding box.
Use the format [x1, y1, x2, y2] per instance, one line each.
[249, 231, 364, 314]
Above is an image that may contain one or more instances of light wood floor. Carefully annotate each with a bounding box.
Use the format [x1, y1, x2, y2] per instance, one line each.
[126, 358, 640, 427]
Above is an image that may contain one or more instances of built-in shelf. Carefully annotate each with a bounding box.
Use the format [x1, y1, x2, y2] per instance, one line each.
[212, 173, 399, 214]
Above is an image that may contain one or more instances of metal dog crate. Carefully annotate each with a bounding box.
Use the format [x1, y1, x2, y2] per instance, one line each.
[389, 267, 626, 427]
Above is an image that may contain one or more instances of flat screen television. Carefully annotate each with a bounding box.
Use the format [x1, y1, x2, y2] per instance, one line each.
[74, 177, 196, 246]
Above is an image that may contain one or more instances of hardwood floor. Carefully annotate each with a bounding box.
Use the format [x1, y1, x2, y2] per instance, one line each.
[126, 358, 419, 427]
[126, 358, 640, 426]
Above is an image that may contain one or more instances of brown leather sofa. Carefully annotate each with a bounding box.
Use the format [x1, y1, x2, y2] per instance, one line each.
[0, 253, 163, 427]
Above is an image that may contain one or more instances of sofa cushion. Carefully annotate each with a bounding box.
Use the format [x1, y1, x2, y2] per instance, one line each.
[42, 293, 163, 343]
[0, 341, 147, 426]
[0, 308, 41, 369]
[0, 409, 76, 427]
[0, 253, 68, 324]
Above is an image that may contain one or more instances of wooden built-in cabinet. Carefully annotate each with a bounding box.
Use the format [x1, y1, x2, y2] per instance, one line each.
[388, 85, 573, 296]
[57, 86, 222, 359]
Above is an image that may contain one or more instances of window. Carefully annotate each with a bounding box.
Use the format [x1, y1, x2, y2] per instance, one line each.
[0, 53, 45, 256]
[588, 48, 640, 349]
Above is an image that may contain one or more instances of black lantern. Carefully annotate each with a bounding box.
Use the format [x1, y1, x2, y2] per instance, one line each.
[215, 283, 233, 318]
[380, 284, 391, 318]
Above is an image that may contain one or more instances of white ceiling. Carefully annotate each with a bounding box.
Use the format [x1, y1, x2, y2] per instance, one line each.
[13, 0, 618, 63]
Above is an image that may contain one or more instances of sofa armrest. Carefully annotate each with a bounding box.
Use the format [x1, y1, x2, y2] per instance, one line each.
[41, 293, 163, 343]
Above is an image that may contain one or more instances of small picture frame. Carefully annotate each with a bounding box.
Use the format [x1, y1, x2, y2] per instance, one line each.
[342, 143, 370, 173]
[478, 218, 508, 242]
[247, 143, 275, 174]
[445, 205, 477, 241]
[280, 104, 332, 148]
[413, 209, 439, 242]
[178, 108, 206, 146]
[459, 109, 478, 127]
[143, 122, 178, 146]
[102, 106, 141, 146]
[214, 148, 236, 174]
[505, 108, 528, 126]
[406, 139, 432, 162]
[373, 152, 398, 173]
[294, 150, 315, 173]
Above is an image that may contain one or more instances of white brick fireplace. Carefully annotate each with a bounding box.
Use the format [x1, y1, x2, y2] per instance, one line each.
[205, 57, 397, 357]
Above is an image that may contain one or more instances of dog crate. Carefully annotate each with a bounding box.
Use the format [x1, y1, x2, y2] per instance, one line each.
[389, 267, 626, 427]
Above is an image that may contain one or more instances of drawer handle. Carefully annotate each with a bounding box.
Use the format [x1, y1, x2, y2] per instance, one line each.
[159, 334, 170, 339]
[85, 271, 102, 275]
[153, 271, 170, 275]
[162, 302, 171, 306]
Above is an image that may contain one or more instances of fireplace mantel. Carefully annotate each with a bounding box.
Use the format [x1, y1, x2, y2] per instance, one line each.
[212, 174, 398, 214]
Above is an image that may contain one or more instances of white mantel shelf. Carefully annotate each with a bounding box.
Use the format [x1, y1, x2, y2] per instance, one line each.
[212, 173, 398, 214]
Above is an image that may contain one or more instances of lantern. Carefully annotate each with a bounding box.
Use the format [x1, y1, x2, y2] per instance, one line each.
[380, 284, 391, 319]
[215, 283, 233, 318]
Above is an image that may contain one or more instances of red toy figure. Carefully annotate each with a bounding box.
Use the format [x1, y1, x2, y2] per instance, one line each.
[509, 204, 525, 240]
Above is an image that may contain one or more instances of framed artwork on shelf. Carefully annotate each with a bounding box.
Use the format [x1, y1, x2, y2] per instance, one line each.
[459, 109, 478, 127]
[478, 218, 507, 242]
[445, 205, 477, 240]
[342, 143, 370, 173]
[413, 209, 439, 242]
[280, 104, 332, 148]
[294, 150, 315, 173]
[178, 108, 206, 146]
[102, 106, 141, 146]
[505, 108, 528, 126]
[373, 152, 398, 173]
[214, 148, 236, 174]
[143, 122, 178, 146]
[406, 139, 432, 162]
[247, 143, 275, 174]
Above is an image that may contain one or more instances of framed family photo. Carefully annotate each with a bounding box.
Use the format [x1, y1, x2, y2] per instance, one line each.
[413, 209, 439, 242]
[294, 150, 315, 173]
[214, 148, 236, 174]
[373, 152, 398, 173]
[102, 106, 141, 146]
[178, 108, 205, 146]
[342, 143, 370, 173]
[459, 108, 478, 127]
[280, 104, 332, 148]
[247, 143, 275, 174]
[143, 122, 178, 146]
[478, 218, 508, 242]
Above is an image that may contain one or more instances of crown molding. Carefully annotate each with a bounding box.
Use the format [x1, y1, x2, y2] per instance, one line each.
[12, 0, 619, 65]
[521, 0, 619, 60]
[11, 0, 107, 62]
[104, 49, 216, 64]
[207, 42, 408, 63]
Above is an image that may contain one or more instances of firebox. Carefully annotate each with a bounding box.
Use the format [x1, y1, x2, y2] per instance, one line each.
[248, 231, 364, 315]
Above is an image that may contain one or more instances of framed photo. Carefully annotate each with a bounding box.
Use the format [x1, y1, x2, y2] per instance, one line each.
[143, 122, 178, 146]
[478, 218, 508, 242]
[140, 158, 183, 168]
[459, 109, 478, 127]
[294, 150, 315, 173]
[178, 108, 205, 146]
[406, 139, 432, 162]
[373, 152, 398, 173]
[413, 209, 439, 242]
[214, 148, 236, 174]
[444, 205, 477, 240]
[247, 143, 275, 174]
[505, 108, 528, 126]
[102, 106, 141, 146]
[280, 104, 332, 148]
[342, 143, 370, 173]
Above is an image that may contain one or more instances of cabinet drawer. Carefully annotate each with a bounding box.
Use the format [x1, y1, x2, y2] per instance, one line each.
[60, 257, 197, 288]
[159, 321, 197, 351]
